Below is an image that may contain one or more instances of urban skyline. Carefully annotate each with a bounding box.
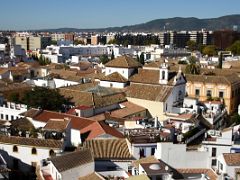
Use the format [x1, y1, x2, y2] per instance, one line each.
[1, 0, 240, 30]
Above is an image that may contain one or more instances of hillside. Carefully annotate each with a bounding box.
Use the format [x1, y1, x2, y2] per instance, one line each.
[37, 14, 240, 33]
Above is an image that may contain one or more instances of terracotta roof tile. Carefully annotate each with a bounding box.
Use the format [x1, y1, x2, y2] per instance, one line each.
[50, 149, 93, 172]
[100, 72, 128, 83]
[105, 55, 142, 68]
[130, 68, 178, 85]
[223, 153, 240, 166]
[79, 172, 104, 180]
[132, 156, 159, 168]
[59, 85, 127, 108]
[0, 135, 63, 149]
[126, 83, 173, 102]
[10, 117, 35, 131]
[186, 73, 240, 85]
[110, 101, 146, 118]
[80, 121, 124, 140]
[23, 109, 95, 131]
[83, 139, 132, 160]
[43, 118, 71, 132]
[177, 168, 217, 180]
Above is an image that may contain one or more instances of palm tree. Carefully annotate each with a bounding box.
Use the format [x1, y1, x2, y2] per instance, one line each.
[185, 56, 200, 75]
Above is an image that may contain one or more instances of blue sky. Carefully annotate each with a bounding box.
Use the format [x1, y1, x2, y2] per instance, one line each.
[1, 0, 240, 30]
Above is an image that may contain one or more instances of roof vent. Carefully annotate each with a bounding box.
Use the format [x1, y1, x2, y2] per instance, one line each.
[149, 163, 161, 170]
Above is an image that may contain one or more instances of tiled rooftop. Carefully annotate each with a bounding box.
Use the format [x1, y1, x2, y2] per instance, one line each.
[100, 72, 128, 83]
[110, 101, 146, 119]
[0, 135, 63, 149]
[83, 139, 132, 160]
[177, 168, 217, 180]
[126, 83, 173, 102]
[223, 153, 240, 166]
[43, 118, 71, 132]
[50, 149, 93, 172]
[23, 109, 95, 131]
[105, 55, 142, 68]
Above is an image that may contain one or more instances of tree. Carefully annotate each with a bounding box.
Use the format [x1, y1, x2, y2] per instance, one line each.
[139, 53, 145, 65]
[74, 39, 85, 45]
[9, 92, 20, 103]
[38, 55, 51, 66]
[21, 87, 70, 111]
[50, 40, 57, 45]
[107, 39, 117, 44]
[187, 40, 197, 51]
[99, 54, 110, 64]
[202, 45, 217, 56]
[185, 56, 200, 75]
[111, 51, 115, 60]
[218, 52, 223, 69]
[227, 40, 240, 55]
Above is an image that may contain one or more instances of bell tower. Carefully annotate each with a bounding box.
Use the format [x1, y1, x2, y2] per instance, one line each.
[159, 62, 169, 85]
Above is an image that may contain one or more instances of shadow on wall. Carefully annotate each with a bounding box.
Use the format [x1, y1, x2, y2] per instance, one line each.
[0, 149, 36, 179]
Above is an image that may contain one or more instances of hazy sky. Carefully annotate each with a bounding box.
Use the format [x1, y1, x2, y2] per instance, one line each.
[1, 0, 240, 30]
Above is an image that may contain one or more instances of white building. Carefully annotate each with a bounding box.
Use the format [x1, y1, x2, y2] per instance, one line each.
[99, 55, 142, 88]
[25, 78, 79, 89]
[155, 142, 209, 169]
[0, 135, 63, 173]
[0, 101, 27, 121]
[127, 62, 186, 121]
[41, 149, 94, 180]
[217, 153, 240, 180]
[200, 125, 240, 171]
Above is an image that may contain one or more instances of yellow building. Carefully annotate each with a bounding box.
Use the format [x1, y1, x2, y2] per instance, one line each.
[186, 73, 240, 114]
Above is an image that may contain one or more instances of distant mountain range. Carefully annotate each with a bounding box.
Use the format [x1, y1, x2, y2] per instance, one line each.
[37, 14, 240, 33]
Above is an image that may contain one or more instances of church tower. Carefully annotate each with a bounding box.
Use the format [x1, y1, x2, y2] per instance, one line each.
[159, 62, 169, 85]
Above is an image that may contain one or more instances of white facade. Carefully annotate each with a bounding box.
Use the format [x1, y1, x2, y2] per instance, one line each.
[42, 54, 63, 64]
[217, 154, 239, 179]
[25, 78, 79, 89]
[41, 161, 94, 180]
[99, 81, 127, 88]
[130, 143, 157, 159]
[71, 129, 81, 146]
[0, 142, 62, 172]
[29, 119, 81, 146]
[200, 127, 240, 170]
[105, 67, 135, 80]
[155, 142, 209, 169]
[61, 162, 94, 179]
[0, 102, 27, 121]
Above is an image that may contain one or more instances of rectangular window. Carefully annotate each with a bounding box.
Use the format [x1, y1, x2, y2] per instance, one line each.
[220, 163, 223, 170]
[212, 147, 216, 157]
[195, 89, 200, 97]
[5, 115, 8, 120]
[211, 159, 217, 166]
[11, 116, 14, 120]
[151, 148, 155, 155]
[0, 114, 3, 119]
[219, 91, 224, 98]
[206, 90, 212, 97]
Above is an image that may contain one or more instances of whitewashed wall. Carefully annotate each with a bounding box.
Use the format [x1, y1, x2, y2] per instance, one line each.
[105, 67, 135, 79]
[0, 143, 62, 172]
[99, 81, 127, 88]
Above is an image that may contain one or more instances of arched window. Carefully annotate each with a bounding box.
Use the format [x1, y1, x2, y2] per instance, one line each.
[49, 149, 55, 156]
[32, 148, 37, 155]
[13, 145, 18, 152]
[162, 71, 165, 80]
